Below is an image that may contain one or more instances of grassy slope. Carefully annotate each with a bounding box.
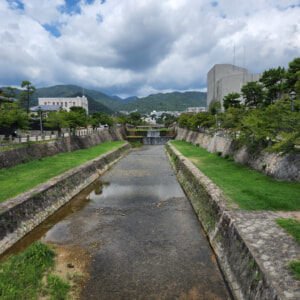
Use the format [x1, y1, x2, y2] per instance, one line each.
[170, 140, 300, 211]
[0, 242, 71, 299]
[0, 141, 125, 203]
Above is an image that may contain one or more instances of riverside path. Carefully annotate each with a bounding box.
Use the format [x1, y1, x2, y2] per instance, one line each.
[15, 145, 233, 299]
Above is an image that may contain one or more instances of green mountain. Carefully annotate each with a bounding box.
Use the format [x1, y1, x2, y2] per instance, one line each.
[2, 84, 207, 115]
[34, 85, 122, 110]
[120, 91, 207, 114]
[70, 92, 113, 115]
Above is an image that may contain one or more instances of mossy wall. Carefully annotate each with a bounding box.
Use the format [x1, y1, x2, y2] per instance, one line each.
[166, 142, 281, 300]
[0, 127, 126, 170]
[0, 143, 130, 255]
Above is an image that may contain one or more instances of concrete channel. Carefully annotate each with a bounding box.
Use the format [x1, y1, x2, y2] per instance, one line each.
[1, 145, 233, 299]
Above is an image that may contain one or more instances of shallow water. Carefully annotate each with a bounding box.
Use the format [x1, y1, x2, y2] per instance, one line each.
[1, 145, 232, 299]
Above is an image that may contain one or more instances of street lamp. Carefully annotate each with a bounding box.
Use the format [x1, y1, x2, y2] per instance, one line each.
[290, 91, 297, 112]
[38, 106, 43, 136]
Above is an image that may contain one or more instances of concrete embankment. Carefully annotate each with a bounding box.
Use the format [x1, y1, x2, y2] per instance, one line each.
[166, 142, 300, 300]
[175, 127, 300, 182]
[0, 142, 130, 255]
[0, 127, 126, 169]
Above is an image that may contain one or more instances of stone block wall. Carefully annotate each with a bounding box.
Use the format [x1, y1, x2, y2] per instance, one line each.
[166, 142, 281, 300]
[176, 127, 300, 182]
[0, 142, 130, 255]
[0, 127, 126, 170]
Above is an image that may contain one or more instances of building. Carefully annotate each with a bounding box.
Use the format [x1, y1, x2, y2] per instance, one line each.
[186, 107, 207, 114]
[38, 95, 88, 114]
[30, 105, 62, 117]
[207, 64, 261, 111]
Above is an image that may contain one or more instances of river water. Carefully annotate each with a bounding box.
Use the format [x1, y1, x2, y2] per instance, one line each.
[2, 145, 232, 299]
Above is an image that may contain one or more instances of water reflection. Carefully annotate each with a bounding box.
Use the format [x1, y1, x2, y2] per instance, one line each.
[0, 179, 105, 262]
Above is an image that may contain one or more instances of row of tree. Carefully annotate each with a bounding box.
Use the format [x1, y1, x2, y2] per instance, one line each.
[178, 57, 300, 154]
[0, 80, 116, 137]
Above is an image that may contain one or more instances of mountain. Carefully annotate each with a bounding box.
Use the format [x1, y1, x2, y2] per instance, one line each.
[2, 84, 207, 115]
[111, 95, 138, 103]
[34, 85, 122, 111]
[122, 96, 138, 103]
[120, 91, 207, 114]
[70, 92, 113, 115]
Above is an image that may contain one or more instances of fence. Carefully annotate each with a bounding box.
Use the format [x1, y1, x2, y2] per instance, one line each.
[0, 127, 106, 149]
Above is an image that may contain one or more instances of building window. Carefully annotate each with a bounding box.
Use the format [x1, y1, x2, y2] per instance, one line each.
[65, 102, 67, 107]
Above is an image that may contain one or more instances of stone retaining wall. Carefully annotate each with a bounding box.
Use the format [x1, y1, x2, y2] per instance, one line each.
[0, 127, 127, 169]
[166, 142, 281, 300]
[0, 142, 130, 255]
[176, 127, 300, 182]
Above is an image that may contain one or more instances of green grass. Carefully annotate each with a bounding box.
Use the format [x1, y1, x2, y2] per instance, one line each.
[276, 219, 300, 279]
[170, 140, 300, 211]
[289, 261, 300, 280]
[0, 141, 125, 203]
[276, 219, 300, 243]
[0, 242, 70, 299]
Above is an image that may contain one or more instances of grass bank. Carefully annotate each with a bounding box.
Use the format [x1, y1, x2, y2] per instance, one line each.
[276, 219, 300, 279]
[0, 141, 126, 203]
[170, 140, 300, 211]
[0, 242, 83, 299]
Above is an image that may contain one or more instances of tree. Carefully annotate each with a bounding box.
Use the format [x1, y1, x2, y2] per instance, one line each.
[99, 113, 114, 127]
[286, 57, 300, 91]
[241, 81, 265, 108]
[223, 92, 241, 110]
[0, 103, 29, 134]
[222, 107, 245, 138]
[19, 81, 36, 114]
[66, 107, 87, 132]
[44, 110, 69, 137]
[259, 67, 285, 105]
[90, 111, 102, 129]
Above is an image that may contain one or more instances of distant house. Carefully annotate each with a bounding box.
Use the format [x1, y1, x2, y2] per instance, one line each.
[186, 107, 207, 114]
[38, 95, 88, 114]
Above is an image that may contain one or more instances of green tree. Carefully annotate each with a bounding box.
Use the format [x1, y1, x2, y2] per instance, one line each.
[99, 113, 114, 127]
[66, 107, 87, 132]
[241, 81, 265, 108]
[5, 86, 17, 99]
[222, 107, 246, 138]
[177, 113, 194, 128]
[286, 57, 300, 91]
[19, 81, 36, 114]
[0, 103, 29, 134]
[44, 110, 69, 137]
[259, 67, 285, 105]
[223, 92, 241, 110]
[89, 111, 102, 129]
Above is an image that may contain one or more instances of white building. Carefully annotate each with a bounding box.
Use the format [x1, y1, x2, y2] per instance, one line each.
[186, 107, 207, 114]
[207, 64, 261, 111]
[38, 96, 88, 114]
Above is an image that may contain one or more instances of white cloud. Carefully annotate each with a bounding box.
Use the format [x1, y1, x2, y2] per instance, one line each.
[0, 0, 300, 97]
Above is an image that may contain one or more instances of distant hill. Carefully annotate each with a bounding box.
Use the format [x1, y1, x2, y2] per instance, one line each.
[70, 92, 113, 115]
[120, 91, 207, 114]
[1, 84, 207, 115]
[35, 85, 122, 111]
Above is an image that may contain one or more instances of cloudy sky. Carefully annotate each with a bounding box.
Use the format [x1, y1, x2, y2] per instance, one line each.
[1, 0, 300, 98]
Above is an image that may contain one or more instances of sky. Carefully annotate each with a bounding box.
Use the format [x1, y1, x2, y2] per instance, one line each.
[1, 0, 300, 98]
